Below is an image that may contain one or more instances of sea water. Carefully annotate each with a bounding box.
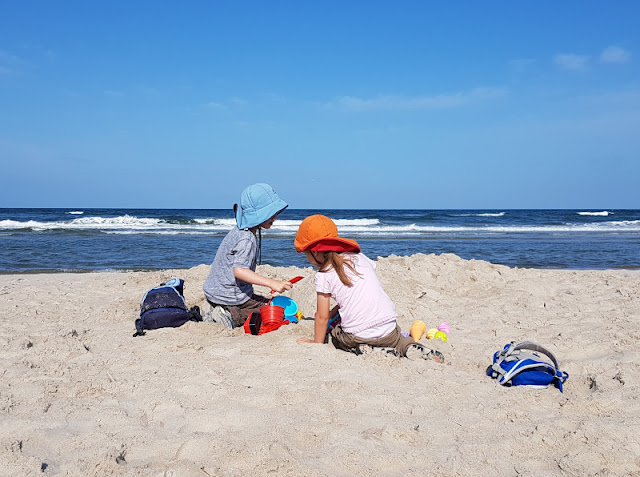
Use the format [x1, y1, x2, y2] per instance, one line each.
[1, 208, 639, 272]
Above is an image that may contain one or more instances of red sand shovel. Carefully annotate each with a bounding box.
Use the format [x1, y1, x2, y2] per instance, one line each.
[270, 276, 303, 294]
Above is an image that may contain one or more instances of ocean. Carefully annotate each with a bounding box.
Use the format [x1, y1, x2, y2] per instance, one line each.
[1, 208, 639, 272]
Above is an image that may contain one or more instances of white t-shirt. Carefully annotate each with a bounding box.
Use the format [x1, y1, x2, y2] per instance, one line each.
[315, 253, 397, 337]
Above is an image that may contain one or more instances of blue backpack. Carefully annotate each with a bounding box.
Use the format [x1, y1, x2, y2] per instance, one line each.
[487, 341, 569, 392]
[133, 278, 202, 337]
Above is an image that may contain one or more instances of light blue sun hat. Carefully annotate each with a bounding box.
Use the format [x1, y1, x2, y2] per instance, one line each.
[234, 183, 288, 229]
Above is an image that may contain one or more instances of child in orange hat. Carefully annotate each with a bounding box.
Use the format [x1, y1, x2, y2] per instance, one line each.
[294, 214, 444, 362]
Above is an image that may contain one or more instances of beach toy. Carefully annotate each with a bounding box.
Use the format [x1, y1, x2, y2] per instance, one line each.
[260, 304, 285, 324]
[295, 310, 303, 320]
[269, 296, 299, 322]
[434, 331, 448, 342]
[244, 305, 286, 335]
[327, 313, 341, 333]
[410, 320, 427, 341]
[426, 328, 438, 340]
[438, 322, 451, 334]
[401, 331, 410, 338]
[270, 276, 304, 293]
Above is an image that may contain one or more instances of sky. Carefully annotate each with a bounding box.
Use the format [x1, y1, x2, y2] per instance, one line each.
[1, 1, 639, 209]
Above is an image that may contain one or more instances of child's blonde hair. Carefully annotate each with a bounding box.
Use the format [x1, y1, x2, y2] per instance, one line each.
[317, 251, 361, 287]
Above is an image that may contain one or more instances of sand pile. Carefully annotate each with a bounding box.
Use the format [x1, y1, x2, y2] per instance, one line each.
[1, 253, 639, 476]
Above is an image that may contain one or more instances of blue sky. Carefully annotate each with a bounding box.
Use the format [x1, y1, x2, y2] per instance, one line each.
[1, 1, 638, 209]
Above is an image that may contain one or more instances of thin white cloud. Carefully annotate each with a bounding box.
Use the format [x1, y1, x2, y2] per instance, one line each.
[62, 89, 81, 98]
[0, 50, 25, 75]
[331, 88, 508, 112]
[228, 97, 248, 106]
[0, 50, 21, 62]
[204, 97, 249, 109]
[22, 44, 56, 62]
[510, 58, 536, 73]
[262, 92, 287, 103]
[554, 54, 589, 71]
[140, 87, 161, 96]
[205, 101, 226, 109]
[600, 46, 631, 64]
[230, 119, 280, 128]
[573, 88, 640, 106]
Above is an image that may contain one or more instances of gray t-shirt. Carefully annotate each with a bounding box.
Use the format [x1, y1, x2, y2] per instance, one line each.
[203, 226, 257, 305]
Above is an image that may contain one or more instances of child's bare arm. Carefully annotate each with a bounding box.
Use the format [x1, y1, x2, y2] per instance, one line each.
[313, 293, 332, 343]
[297, 292, 331, 344]
[233, 267, 292, 293]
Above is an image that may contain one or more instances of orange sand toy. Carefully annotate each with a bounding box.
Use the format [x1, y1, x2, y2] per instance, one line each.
[410, 320, 427, 341]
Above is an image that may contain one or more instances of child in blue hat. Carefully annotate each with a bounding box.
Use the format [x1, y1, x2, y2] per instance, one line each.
[203, 183, 293, 328]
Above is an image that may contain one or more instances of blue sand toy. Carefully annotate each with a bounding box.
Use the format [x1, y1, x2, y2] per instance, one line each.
[270, 296, 300, 323]
[327, 313, 341, 332]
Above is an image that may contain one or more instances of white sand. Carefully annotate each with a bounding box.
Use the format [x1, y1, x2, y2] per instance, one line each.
[1, 253, 639, 476]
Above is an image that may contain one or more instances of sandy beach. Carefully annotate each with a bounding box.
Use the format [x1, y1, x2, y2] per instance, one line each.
[1, 253, 639, 476]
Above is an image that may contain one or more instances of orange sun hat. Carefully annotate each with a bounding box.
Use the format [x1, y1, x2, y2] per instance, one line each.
[294, 215, 360, 253]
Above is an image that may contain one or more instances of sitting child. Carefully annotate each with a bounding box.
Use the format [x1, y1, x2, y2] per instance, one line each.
[203, 183, 293, 328]
[294, 214, 443, 362]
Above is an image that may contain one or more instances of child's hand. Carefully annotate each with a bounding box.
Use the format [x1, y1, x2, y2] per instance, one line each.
[296, 337, 316, 344]
[269, 279, 293, 294]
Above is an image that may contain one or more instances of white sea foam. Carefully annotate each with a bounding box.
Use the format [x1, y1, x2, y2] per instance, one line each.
[271, 222, 640, 234]
[70, 215, 162, 228]
[104, 230, 216, 235]
[2, 215, 640, 235]
[191, 218, 380, 228]
[578, 211, 612, 216]
[0, 216, 228, 232]
[334, 218, 380, 226]
[268, 218, 379, 233]
[0, 220, 47, 230]
[456, 212, 505, 217]
[476, 212, 505, 217]
[194, 218, 237, 226]
[66, 211, 84, 215]
[603, 220, 640, 226]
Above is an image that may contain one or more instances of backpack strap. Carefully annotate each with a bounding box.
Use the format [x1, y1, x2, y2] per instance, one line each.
[133, 318, 146, 337]
[489, 341, 518, 376]
[491, 341, 559, 370]
[188, 306, 203, 322]
[162, 277, 185, 296]
[509, 341, 560, 369]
